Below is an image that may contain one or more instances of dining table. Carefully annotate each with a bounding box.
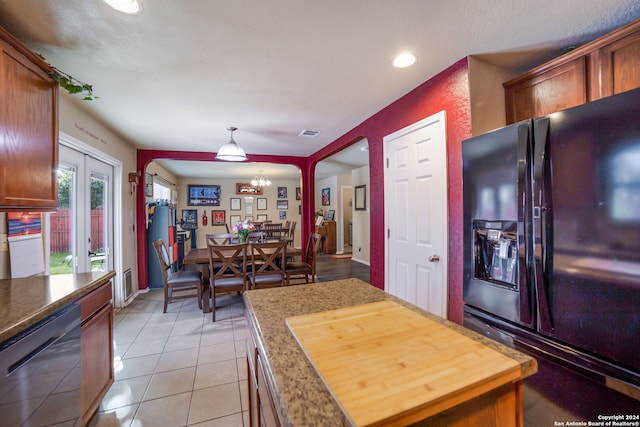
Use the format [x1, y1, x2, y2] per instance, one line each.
[184, 243, 302, 312]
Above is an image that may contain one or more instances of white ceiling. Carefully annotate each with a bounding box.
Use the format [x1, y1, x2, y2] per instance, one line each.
[1, 1, 639, 178]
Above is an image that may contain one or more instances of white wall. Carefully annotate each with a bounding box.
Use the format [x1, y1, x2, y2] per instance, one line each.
[351, 165, 370, 265]
[58, 94, 138, 305]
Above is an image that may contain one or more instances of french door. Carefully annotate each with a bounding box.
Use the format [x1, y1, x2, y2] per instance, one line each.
[52, 145, 113, 274]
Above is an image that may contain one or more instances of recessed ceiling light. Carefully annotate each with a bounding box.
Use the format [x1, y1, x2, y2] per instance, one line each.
[392, 52, 416, 68]
[102, 0, 141, 14]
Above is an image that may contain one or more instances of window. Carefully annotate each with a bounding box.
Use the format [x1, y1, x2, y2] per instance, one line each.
[153, 182, 171, 202]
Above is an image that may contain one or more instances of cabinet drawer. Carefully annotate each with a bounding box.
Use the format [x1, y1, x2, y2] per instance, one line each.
[79, 281, 112, 322]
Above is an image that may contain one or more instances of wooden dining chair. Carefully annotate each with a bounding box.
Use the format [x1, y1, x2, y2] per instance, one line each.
[248, 241, 287, 290]
[153, 239, 203, 313]
[285, 233, 322, 285]
[206, 233, 233, 245]
[207, 242, 248, 321]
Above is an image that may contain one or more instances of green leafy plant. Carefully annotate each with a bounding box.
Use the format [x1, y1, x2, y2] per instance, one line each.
[37, 54, 98, 100]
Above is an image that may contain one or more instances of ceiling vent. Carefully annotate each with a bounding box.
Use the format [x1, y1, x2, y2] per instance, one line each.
[298, 129, 322, 138]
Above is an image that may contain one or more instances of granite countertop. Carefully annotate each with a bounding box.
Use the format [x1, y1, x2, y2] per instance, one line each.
[0, 271, 116, 343]
[243, 278, 537, 426]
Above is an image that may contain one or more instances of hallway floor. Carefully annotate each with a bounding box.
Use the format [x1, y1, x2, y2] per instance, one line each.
[88, 256, 370, 426]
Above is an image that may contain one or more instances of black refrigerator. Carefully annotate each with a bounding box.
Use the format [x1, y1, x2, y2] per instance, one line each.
[462, 88, 640, 423]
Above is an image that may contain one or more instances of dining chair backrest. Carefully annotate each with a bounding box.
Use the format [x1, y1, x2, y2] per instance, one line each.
[249, 241, 287, 288]
[208, 242, 247, 280]
[153, 238, 172, 273]
[288, 221, 297, 239]
[304, 232, 323, 266]
[206, 233, 233, 245]
[263, 223, 284, 241]
[247, 231, 265, 243]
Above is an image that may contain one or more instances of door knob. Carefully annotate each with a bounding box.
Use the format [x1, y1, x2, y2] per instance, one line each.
[428, 255, 440, 262]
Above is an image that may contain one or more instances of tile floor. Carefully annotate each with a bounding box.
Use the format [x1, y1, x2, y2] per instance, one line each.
[88, 290, 249, 427]
[88, 256, 370, 427]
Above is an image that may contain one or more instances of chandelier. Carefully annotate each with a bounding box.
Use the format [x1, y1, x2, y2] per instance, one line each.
[215, 126, 248, 162]
[250, 170, 271, 187]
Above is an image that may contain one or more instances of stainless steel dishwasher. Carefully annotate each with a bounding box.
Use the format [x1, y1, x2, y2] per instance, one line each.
[0, 303, 81, 427]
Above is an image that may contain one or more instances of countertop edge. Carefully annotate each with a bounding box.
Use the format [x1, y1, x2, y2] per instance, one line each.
[0, 271, 116, 343]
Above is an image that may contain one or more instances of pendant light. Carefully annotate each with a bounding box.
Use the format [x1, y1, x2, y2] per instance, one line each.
[216, 127, 248, 162]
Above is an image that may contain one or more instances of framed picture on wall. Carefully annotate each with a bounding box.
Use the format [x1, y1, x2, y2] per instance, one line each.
[236, 183, 262, 195]
[257, 214, 267, 221]
[322, 188, 330, 206]
[230, 214, 241, 225]
[355, 185, 367, 210]
[257, 198, 267, 210]
[230, 198, 241, 211]
[212, 210, 225, 224]
[279, 211, 286, 220]
[278, 187, 287, 199]
[277, 200, 288, 210]
[145, 173, 153, 198]
[182, 209, 198, 227]
[296, 187, 301, 200]
[187, 184, 221, 206]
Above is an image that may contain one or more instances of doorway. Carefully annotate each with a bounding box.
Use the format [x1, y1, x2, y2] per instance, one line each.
[52, 145, 114, 274]
[314, 139, 369, 262]
[384, 111, 449, 317]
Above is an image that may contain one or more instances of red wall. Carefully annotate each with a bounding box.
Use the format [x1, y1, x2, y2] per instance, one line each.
[136, 58, 471, 323]
[307, 58, 471, 323]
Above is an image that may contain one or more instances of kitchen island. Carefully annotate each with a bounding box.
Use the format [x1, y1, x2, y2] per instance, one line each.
[244, 278, 537, 426]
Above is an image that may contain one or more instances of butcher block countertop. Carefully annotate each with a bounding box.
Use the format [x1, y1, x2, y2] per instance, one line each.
[243, 278, 537, 426]
[0, 271, 116, 343]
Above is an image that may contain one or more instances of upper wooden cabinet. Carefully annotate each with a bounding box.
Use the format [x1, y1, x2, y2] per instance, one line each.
[0, 26, 59, 211]
[504, 19, 640, 123]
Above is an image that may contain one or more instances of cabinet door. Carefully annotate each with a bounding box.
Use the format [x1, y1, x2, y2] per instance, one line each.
[0, 37, 58, 210]
[599, 29, 640, 98]
[504, 57, 587, 123]
[246, 339, 260, 426]
[257, 353, 281, 427]
[80, 303, 114, 425]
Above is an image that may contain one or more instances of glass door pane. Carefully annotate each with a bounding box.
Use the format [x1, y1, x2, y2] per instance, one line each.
[89, 173, 107, 271]
[87, 157, 112, 273]
[50, 167, 75, 274]
[50, 145, 83, 275]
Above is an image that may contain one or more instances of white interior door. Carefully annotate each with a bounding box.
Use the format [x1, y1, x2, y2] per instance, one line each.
[384, 111, 448, 317]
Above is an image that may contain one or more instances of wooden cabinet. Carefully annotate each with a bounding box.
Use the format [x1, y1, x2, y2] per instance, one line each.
[599, 26, 640, 97]
[504, 19, 640, 123]
[78, 280, 114, 426]
[0, 27, 59, 210]
[315, 220, 336, 254]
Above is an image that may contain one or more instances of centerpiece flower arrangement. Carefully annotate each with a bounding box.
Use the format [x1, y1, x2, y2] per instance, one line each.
[233, 221, 256, 242]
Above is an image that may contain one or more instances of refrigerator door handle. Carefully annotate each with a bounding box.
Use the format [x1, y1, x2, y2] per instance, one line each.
[516, 122, 533, 325]
[533, 118, 554, 332]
